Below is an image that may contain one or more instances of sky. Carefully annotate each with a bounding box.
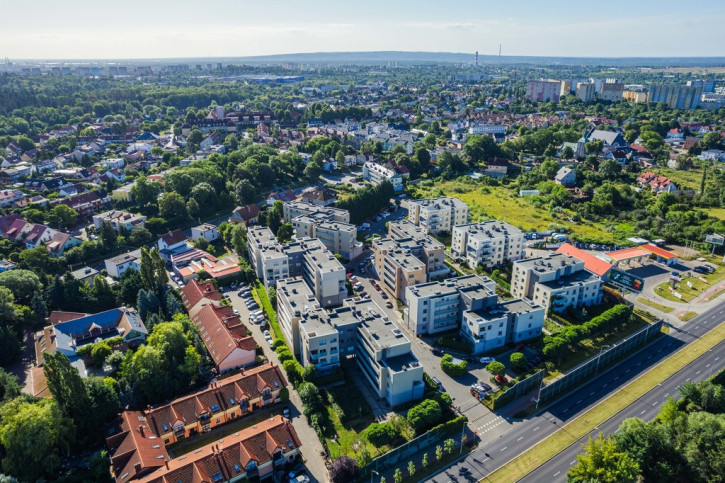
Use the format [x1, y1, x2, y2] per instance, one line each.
[3, 0, 725, 60]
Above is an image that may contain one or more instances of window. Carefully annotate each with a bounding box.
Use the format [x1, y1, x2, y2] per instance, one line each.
[498, 331, 502, 336]
[212, 473, 223, 482]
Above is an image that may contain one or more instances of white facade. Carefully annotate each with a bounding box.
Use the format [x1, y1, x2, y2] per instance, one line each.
[276, 277, 319, 356]
[468, 123, 506, 135]
[362, 162, 403, 192]
[104, 250, 141, 278]
[460, 299, 545, 353]
[191, 223, 220, 243]
[451, 221, 524, 269]
[511, 253, 603, 312]
[407, 197, 469, 235]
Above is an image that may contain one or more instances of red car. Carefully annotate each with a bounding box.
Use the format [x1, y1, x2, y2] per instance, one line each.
[514, 343, 525, 351]
[495, 375, 508, 385]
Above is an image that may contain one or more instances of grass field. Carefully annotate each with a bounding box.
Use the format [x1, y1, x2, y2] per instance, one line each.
[706, 207, 725, 221]
[679, 311, 698, 321]
[652, 166, 705, 190]
[482, 321, 725, 483]
[636, 297, 675, 313]
[324, 383, 380, 459]
[413, 181, 627, 241]
[654, 264, 725, 303]
[252, 281, 284, 340]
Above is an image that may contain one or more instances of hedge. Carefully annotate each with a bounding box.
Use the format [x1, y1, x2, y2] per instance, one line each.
[440, 353, 468, 377]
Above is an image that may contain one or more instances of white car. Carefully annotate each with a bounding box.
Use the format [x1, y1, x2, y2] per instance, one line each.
[353, 283, 363, 291]
[263, 330, 271, 338]
[480, 356, 496, 364]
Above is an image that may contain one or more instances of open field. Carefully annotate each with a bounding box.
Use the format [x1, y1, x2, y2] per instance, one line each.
[706, 207, 725, 221]
[654, 263, 725, 303]
[412, 181, 629, 241]
[651, 167, 704, 190]
[636, 297, 674, 313]
[482, 321, 725, 483]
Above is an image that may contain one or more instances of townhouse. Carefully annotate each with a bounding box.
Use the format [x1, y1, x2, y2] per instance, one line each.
[181, 280, 257, 373]
[108, 414, 300, 483]
[406, 197, 469, 235]
[510, 253, 604, 313]
[93, 210, 147, 232]
[450, 221, 525, 269]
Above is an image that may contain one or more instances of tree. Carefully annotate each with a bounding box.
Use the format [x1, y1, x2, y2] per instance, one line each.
[615, 417, 680, 481]
[510, 352, 527, 371]
[393, 468, 403, 483]
[364, 422, 398, 448]
[186, 198, 200, 218]
[443, 438, 455, 455]
[407, 399, 442, 432]
[277, 223, 294, 243]
[568, 435, 639, 483]
[90, 342, 112, 367]
[330, 456, 359, 483]
[304, 160, 322, 180]
[131, 176, 161, 207]
[235, 179, 257, 205]
[486, 361, 506, 377]
[422, 452, 429, 469]
[0, 269, 42, 304]
[159, 192, 187, 218]
[0, 325, 21, 366]
[84, 377, 121, 433]
[539, 159, 559, 179]
[463, 134, 501, 166]
[0, 368, 20, 402]
[231, 224, 247, 254]
[435, 445, 443, 462]
[47, 204, 78, 230]
[282, 359, 302, 387]
[43, 352, 92, 430]
[0, 398, 75, 481]
[440, 353, 468, 377]
[562, 145, 574, 159]
[99, 220, 117, 249]
[599, 159, 622, 179]
[129, 227, 153, 246]
[408, 460, 416, 478]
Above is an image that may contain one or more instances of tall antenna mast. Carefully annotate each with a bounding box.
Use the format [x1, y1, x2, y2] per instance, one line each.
[499, 44, 502, 60]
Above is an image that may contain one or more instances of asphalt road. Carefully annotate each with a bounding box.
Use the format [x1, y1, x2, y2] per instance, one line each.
[519, 338, 725, 483]
[425, 301, 725, 483]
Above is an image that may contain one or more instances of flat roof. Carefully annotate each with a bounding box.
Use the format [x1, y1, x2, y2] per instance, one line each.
[407, 274, 495, 299]
[465, 298, 543, 322]
[515, 253, 582, 271]
[455, 221, 523, 238]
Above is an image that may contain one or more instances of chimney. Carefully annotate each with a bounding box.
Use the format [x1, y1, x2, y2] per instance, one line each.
[138, 425, 145, 437]
[134, 463, 142, 474]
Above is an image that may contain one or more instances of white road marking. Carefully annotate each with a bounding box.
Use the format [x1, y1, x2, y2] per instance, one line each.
[706, 364, 711, 368]
[562, 408, 569, 413]
[500, 447, 507, 452]
[640, 410, 646, 415]
[576, 400, 582, 404]
[554, 471, 561, 477]
[517, 436, 524, 441]
[686, 378, 691, 381]
[570, 460, 576, 466]
[696, 370, 701, 375]
[589, 392, 595, 396]
[533, 426, 540, 432]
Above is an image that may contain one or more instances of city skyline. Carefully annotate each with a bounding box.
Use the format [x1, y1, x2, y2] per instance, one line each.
[3, 0, 725, 60]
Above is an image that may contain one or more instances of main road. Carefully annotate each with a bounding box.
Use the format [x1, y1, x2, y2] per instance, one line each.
[425, 301, 725, 483]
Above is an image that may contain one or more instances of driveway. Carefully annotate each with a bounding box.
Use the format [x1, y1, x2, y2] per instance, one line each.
[224, 285, 328, 483]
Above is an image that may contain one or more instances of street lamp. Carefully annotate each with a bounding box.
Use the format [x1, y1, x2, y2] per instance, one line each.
[594, 345, 612, 375]
[533, 372, 545, 410]
[370, 470, 379, 483]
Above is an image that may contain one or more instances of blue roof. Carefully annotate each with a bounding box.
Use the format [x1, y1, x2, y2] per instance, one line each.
[53, 308, 147, 354]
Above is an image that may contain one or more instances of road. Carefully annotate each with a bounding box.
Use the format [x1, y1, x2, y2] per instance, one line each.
[519, 338, 725, 483]
[423, 301, 725, 483]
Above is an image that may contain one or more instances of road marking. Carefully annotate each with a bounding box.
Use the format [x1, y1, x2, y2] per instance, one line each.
[562, 408, 569, 413]
[664, 393, 669, 397]
[716, 357, 721, 361]
[554, 471, 561, 477]
[626, 369, 631, 373]
[533, 426, 540, 432]
[576, 399, 582, 404]
[636, 362, 642, 367]
[696, 371, 701, 375]
[686, 377, 691, 381]
[652, 402, 657, 406]
[640, 410, 646, 415]
[570, 460, 576, 466]
[589, 392, 595, 396]
[614, 376, 620, 380]
[517, 436, 524, 441]
[706, 364, 711, 368]
[602, 384, 608, 388]
[500, 447, 507, 452]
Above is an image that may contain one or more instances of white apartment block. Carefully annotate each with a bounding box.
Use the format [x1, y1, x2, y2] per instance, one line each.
[405, 275, 497, 336]
[247, 226, 289, 287]
[451, 221, 525, 269]
[301, 242, 348, 307]
[298, 298, 424, 407]
[388, 220, 448, 279]
[276, 277, 319, 356]
[511, 253, 603, 313]
[468, 123, 506, 135]
[460, 298, 545, 354]
[362, 162, 403, 192]
[282, 201, 350, 224]
[406, 197, 469, 235]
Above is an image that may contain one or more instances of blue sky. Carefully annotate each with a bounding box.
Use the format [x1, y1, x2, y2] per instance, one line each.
[3, 0, 725, 59]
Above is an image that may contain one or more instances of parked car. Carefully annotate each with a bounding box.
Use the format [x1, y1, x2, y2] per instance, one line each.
[431, 376, 444, 391]
[263, 330, 271, 339]
[353, 282, 363, 291]
[495, 374, 508, 385]
[480, 356, 496, 364]
[380, 291, 388, 299]
[385, 301, 393, 308]
[694, 266, 708, 274]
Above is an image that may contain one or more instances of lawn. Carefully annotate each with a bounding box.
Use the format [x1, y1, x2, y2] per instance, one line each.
[706, 207, 725, 221]
[483, 319, 725, 483]
[324, 383, 379, 459]
[679, 311, 698, 321]
[636, 297, 674, 313]
[654, 264, 725, 303]
[412, 181, 625, 242]
[652, 166, 704, 190]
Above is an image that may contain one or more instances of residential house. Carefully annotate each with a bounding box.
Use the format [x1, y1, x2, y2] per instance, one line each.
[230, 204, 260, 225]
[0, 189, 25, 207]
[93, 210, 147, 232]
[555, 167, 576, 187]
[191, 223, 219, 243]
[105, 250, 142, 278]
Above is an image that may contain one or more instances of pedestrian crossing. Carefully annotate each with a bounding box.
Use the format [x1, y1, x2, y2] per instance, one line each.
[476, 416, 507, 435]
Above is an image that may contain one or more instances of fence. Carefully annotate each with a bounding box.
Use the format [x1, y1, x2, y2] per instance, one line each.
[358, 417, 466, 480]
[539, 319, 663, 403]
[490, 370, 545, 410]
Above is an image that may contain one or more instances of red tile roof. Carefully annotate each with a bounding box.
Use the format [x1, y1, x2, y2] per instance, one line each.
[49, 311, 88, 325]
[137, 416, 300, 483]
[106, 411, 169, 482]
[160, 229, 187, 247]
[555, 243, 612, 277]
[232, 204, 260, 222]
[180, 279, 222, 312]
[193, 304, 256, 367]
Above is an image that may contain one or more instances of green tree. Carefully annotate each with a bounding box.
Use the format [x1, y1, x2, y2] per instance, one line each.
[47, 204, 78, 230]
[186, 198, 200, 218]
[486, 361, 506, 377]
[562, 145, 574, 159]
[130, 176, 161, 207]
[435, 445, 443, 462]
[407, 399, 442, 432]
[235, 179, 257, 205]
[129, 227, 153, 245]
[463, 134, 501, 166]
[510, 352, 527, 371]
[43, 352, 91, 430]
[0, 368, 20, 402]
[422, 452, 429, 469]
[277, 223, 294, 243]
[0, 269, 42, 304]
[443, 438, 455, 455]
[99, 220, 117, 249]
[568, 435, 639, 483]
[158, 191, 187, 218]
[393, 468, 403, 483]
[304, 160, 322, 180]
[408, 460, 416, 478]
[0, 398, 75, 481]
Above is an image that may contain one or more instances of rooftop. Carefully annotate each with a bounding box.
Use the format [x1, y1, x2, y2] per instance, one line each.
[455, 221, 524, 240]
[407, 274, 495, 299]
[515, 253, 583, 272]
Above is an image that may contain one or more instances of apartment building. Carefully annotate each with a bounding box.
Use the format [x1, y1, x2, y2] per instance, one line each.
[406, 197, 469, 235]
[301, 240, 348, 307]
[405, 275, 497, 336]
[388, 220, 447, 278]
[451, 221, 525, 269]
[405, 275, 545, 354]
[291, 212, 361, 260]
[526, 80, 561, 102]
[276, 277, 320, 355]
[362, 162, 403, 192]
[511, 253, 603, 313]
[297, 298, 424, 407]
[282, 200, 349, 224]
[648, 84, 703, 110]
[576, 82, 596, 102]
[461, 298, 545, 354]
[373, 238, 427, 302]
[247, 226, 290, 287]
[600, 80, 624, 102]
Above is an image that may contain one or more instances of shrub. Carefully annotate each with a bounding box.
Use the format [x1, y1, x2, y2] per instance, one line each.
[277, 349, 293, 363]
[330, 456, 359, 483]
[90, 343, 112, 368]
[440, 353, 468, 377]
[364, 422, 398, 448]
[407, 399, 442, 432]
[279, 387, 290, 402]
